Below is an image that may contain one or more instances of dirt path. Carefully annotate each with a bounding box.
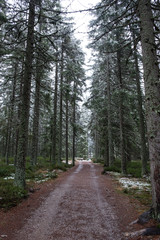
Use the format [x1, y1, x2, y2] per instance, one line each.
[1, 162, 157, 240]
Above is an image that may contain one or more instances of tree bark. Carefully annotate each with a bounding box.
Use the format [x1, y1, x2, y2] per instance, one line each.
[104, 135, 109, 167]
[138, 0, 160, 219]
[14, 0, 35, 188]
[65, 80, 69, 165]
[51, 58, 58, 164]
[95, 120, 99, 162]
[117, 49, 126, 174]
[31, 14, 42, 166]
[72, 81, 77, 166]
[31, 59, 41, 165]
[58, 45, 64, 164]
[106, 55, 114, 166]
[5, 62, 17, 164]
[132, 26, 148, 175]
[115, 0, 126, 175]
[14, 62, 24, 166]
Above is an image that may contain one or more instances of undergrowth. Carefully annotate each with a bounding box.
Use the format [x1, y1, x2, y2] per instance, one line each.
[103, 159, 150, 178]
[93, 158, 104, 164]
[0, 164, 15, 178]
[0, 180, 28, 209]
[0, 157, 72, 209]
[122, 188, 152, 207]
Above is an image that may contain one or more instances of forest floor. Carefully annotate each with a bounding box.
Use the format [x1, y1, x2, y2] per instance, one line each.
[0, 161, 159, 240]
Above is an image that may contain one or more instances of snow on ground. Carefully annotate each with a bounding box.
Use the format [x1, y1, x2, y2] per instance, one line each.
[119, 177, 150, 191]
[76, 159, 92, 162]
[107, 172, 151, 191]
[4, 173, 15, 180]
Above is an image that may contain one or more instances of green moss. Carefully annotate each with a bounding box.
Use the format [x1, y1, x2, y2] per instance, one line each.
[103, 160, 150, 178]
[0, 180, 28, 209]
[103, 159, 121, 173]
[0, 164, 15, 178]
[51, 163, 67, 172]
[123, 188, 129, 194]
[123, 188, 152, 207]
[103, 165, 121, 173]
[0, 157, 73, 209]
[93, 158, 104, 164]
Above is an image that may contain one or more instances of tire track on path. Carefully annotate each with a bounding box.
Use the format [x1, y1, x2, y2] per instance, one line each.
[14, 162, 122, 240]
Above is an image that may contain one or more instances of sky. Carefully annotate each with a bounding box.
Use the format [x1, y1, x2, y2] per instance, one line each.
[61, 0, 99, 52]
[60, 0, 99, 97]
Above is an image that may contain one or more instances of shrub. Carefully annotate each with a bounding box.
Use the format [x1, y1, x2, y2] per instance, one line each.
[103, 159, 121, 174]
[127, 165, 142, 178]
[103, 165, 121, 173]
[52, 163, 67, 172]
[0, 164, 15, 178]
[93, 158, 104, 164]
[127, 161, 150, 178]
[25, 165, 37, 179]
[0, 181, 28, 209]
[103, 159, 150, 178]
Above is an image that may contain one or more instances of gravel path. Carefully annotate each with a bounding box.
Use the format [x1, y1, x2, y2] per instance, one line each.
[13, 162, 122, 240]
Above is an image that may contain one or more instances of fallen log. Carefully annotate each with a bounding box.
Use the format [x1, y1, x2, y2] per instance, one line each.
[125, 227, 160, 238]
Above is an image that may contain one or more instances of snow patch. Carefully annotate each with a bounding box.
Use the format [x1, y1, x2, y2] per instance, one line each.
[119, 177, 150, 190]
[3, 173, 15, 180]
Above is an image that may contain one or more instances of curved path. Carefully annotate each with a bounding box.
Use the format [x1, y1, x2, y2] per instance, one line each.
[13, 162, 123, 240]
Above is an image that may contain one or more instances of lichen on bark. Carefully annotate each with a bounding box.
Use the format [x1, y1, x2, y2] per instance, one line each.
[138, 0, 160, 220]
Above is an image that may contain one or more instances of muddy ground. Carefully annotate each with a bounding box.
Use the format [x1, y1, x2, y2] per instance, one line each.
[0, 162, 159, 240]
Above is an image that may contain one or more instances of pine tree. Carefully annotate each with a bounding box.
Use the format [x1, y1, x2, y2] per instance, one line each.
[138, 0, 160, 220]
[14, 0, 35, 188]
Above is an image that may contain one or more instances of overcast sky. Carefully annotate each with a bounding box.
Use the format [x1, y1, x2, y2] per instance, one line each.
[61, 0, 99, 62]
[60, 0, 99, 95]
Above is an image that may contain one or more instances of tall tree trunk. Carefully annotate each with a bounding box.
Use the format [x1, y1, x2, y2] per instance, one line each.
[104, 134, 109, 167]
[31, 13, 42, 166]
[106, 55, 114, 166]
[14, 0, 35, 188]
[138, 0, 160, 219]
[5, 63, 17, 164]
[115, 0, 126, 174]
[51, 59, 58, 164]
[72, 81, 76, 166]
[65, 81, 69, 165]
[132, 27, 148, 175]
[30, 59, 41, 165]
[14, 62, 24, 166]
[58, 46, 64, 164]
[95, 120, 99, 162]
[117, 49, 126, 174]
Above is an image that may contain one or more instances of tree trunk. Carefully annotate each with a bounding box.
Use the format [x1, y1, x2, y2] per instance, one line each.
[31, 15, 42, 166]
[72, 81, 77, 166]
[14, 0, 35, 188]
[104, 135, 109, 167]
[65, 81, 69, 165]
[14, 62, 24, 166]
[106, 55, 114, 166]
[58, 45, 64, 164]
[95, 121, 99, 162]
[51, 58, 58, 164]
[30, 60, 41, 165]
[138, 0, 160, 219]
[115, 0, 126, 175]
[5, 63, 17, 164]
[117, 49, 126, 174]
[132, 27, 148, 175]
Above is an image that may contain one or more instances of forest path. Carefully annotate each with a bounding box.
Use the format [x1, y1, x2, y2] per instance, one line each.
[13, 162, 123, 240]
[1, 162, 147, 240]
